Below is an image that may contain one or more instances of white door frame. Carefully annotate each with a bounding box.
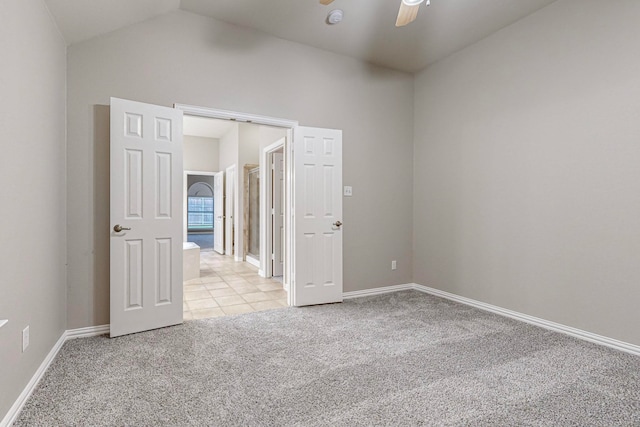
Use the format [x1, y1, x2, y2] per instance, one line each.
[213, 171, 225, 254]
[174, 104, 298, 304]
[225, 164, 236, 258]
[260, 139, 285, 280]
[183, 170, 217, 243]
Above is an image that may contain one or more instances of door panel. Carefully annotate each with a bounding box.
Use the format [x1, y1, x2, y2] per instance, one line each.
[225, 166, 235, 257]
[272, 152, 284, 276]
[110, 97, 183, 338]
[214, 172, 225, 254]
[293, 127, 342, 306]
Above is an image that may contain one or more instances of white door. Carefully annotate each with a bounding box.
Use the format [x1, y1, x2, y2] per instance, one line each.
[110, 97, 183, 337]
[225, 165, 235, 257]
[213, 171, 225, 254]
[292, 127, 343, 306]
[272, 152, 284, 276]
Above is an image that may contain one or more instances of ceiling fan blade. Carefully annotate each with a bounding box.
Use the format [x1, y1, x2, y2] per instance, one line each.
[396, 1, 420, 27]
[320, 0, 335, 4]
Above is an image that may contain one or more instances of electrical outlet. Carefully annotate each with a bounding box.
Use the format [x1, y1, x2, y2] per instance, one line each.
[343, 186, 353, 197]
[22, 326, 29, 352]
[391, 260, 397, 271]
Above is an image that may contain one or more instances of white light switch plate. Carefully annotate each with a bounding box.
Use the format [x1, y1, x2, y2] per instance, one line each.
[343, 186, 353, 197]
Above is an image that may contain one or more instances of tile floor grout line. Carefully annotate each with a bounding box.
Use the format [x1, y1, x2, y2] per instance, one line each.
[183, 251, 287, 320]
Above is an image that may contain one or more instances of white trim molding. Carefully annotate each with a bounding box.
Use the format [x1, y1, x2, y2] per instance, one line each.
[342, 283, 640, 357]
[1, 333, 65, 427]
[174, 104, 298, 129]
[65, 324, 110, 340]
[343, 283, 414, 299]
[0, 325, 110, 427]
[411, 283, 640, 357]
[246, 255, 260, 269]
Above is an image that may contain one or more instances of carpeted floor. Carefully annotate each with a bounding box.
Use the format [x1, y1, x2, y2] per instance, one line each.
[14, 291, 640, 426]
[187, 232, 214, 251]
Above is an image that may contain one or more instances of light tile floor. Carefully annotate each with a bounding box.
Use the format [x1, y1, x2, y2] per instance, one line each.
[183, 251, 287, 320]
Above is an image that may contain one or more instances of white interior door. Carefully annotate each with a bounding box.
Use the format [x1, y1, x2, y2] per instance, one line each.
[214, 171, 224, 254]
[292, 126, 343, 306]
[110, 97, 183, 338]
[225, 165, 235, 257]
[272, 152, 284, 276]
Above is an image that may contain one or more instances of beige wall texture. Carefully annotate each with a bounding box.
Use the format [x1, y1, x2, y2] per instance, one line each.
[413, 0, 640, 346]
[219, 125, 240, 256]
[183, 135, 220, 173]
[0, 0, 68, 418]
[236, 123, 261, 261]
[66, 10, 414, 329]
[218, 124, 239, 173]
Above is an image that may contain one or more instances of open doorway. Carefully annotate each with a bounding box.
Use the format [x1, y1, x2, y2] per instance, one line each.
[109, 98, 344, 337]
[181, 115, 289, 320]
[109, 98, 343, 337]
[262, 141, 285, 285]
[185, 173, 215, 250]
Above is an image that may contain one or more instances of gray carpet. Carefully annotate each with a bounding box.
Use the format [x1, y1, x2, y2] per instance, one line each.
[14, 291, 640, 426]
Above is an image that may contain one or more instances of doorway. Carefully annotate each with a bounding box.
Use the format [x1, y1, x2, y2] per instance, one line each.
[180, 115, 291, 320]
[109, 98, 344, 336]
[262, 140, 285, 283]
[184, 173, 216, 251]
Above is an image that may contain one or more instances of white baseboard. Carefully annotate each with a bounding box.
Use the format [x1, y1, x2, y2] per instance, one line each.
[342, 283, 640, 357]
[246, 255, 260, 269]
[1, 332, 66, 427]
[410, 283, 640, 357]
[65, 324, 110, 340]
[0, 325, 110, 427]
[343, 283, 414, 299]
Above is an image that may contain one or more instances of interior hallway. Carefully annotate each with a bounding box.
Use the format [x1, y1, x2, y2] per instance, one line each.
[183, 251, 287, 319]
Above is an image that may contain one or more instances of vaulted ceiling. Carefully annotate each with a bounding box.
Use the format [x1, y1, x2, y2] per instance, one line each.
[45, 0, 557, 72]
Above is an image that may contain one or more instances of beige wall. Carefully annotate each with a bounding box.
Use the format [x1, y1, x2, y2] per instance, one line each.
[184, 135, 219, 172]
[0, 0, 67, 419]
[218, 124, 239, 173]
[236, 123, 261, 261]
[413, 0, 640, 346]
[219, 125, 239, 256]
[66, 10, 414, 328]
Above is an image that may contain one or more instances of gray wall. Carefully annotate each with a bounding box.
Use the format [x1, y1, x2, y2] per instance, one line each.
[0, 0, 67, 418]
[237, 123, 261, 261]
[218, 124, 239, 173]
[184, 135, 219, 172]
[413, 0, 640, 346]
[66, 10, 414, 329]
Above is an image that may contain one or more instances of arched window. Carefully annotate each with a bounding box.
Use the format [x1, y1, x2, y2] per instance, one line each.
[187, 182, 214, 231]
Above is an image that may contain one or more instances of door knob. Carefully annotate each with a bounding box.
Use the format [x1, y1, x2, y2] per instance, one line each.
[333, 221, 343, 228]
[113, 224, 131, 232]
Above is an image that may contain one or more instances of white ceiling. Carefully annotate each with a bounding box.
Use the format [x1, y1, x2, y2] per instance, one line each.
[45, 0, 557, 73]
[183, 115, 236, 139]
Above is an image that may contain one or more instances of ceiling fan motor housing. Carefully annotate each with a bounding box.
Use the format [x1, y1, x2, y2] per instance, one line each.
[327, 9, 343, 25]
